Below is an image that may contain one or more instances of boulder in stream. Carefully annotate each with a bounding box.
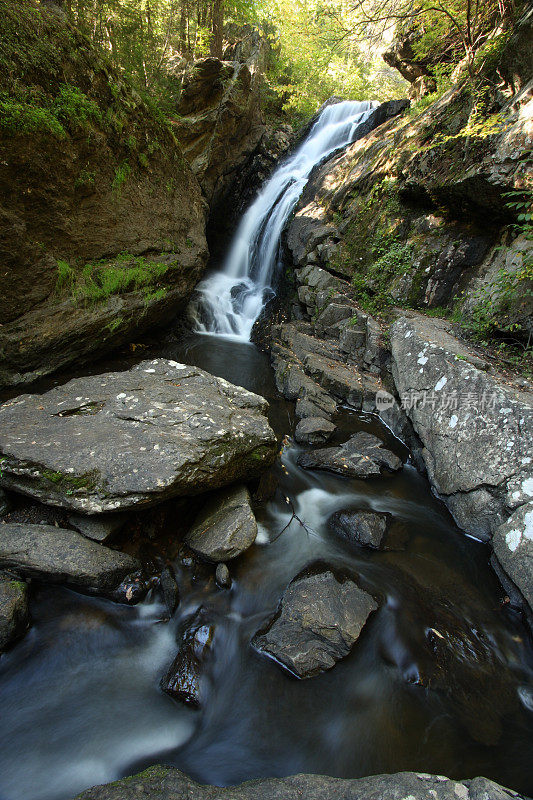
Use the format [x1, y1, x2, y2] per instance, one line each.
[297, 431, 401, 478]
[295, 417, 337, 445]
[161, 607, 215, 707]
[185, 484, 258, 562]
[0, 523, 141, 602]
[0, 360, 277, 514]
[328, 509, 402, 550]
[0, 574, 29, 653]
[252, 567, 378, 678]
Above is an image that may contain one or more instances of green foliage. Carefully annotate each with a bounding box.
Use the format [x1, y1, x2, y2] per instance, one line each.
[55, 254, 173, 305]
[0, 97, 66, 138]
[112, 162, 132, 194]
[52, 84, 102, 129]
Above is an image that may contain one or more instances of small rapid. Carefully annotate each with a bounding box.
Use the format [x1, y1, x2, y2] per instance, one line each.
[190, 100, 377, 340]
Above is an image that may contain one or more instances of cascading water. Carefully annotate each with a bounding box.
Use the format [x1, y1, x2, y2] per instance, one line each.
[190, 100, 378, 341]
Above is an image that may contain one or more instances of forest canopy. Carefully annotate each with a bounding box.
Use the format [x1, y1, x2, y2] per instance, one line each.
[56, 0, 518, 124]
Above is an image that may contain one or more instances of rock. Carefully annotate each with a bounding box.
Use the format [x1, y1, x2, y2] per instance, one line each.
[0, 575, 29, 653]
[298, 432, 402, 478]
[0, 523, 140, 600]
[73, 766, 522, 800]
[185, 484, 257, 562]
[160, 607, 215, 707]
[159, 566, 180, 616]
[0, 3, 208, 390]
[492, 502, 533, 614]
[304, 352, 382, 409]
[252, 568, 378, 678]
[0, 360, 277, 513]
[0, 489, 10, 517]
[390, 314, 533, 540]
[329, 510, 394, 549]
[215, 563, 231, 589]
[67, 512, 130, 544]
[294, 417, 337, 445]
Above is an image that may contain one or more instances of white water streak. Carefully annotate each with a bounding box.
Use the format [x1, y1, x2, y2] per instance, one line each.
[190, 100, 377, 341]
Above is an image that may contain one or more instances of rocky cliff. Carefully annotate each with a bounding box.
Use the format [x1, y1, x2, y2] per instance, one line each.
[0, 0, 208, 389]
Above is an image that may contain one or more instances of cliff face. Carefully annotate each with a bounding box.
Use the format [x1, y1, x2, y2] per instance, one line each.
[287, 16, 533, 340]
[0, 1, 208, 388]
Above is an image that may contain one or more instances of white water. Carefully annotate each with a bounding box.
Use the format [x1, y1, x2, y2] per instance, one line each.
[190, 100, 378, 341]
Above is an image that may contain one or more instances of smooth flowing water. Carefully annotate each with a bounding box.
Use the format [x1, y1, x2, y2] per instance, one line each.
[190, 100, 377, 340]
[1, 102, 533, 800]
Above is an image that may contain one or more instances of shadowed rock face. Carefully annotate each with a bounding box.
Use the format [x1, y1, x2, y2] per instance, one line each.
[0, 360, 278, 513]
[297, 431, 402, 478]
[0, 523, 139, 600]
[252, 568, 378, 678]
[72, 766, 522, 800]
[0, 3, 208, 390]
[185, 484, 257, 562]
[0, 575, 29, 652]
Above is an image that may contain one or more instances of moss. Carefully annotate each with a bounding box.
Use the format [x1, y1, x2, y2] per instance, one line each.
[55, 253, 173, 306]
[41, 469, 100, 493]
[0, 97, 66, 138]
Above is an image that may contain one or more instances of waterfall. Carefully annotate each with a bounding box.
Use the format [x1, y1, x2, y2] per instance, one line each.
[190, 100, 378, 342]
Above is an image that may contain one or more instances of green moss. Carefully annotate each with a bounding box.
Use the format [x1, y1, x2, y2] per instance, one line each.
[0, 97, 66, 138]
[105, 316, 124, 334]
[112, 162, 132, 194]
[55, 253, 173, 306]
[41, 469, 100, 493]
[74, 168, 96, 190]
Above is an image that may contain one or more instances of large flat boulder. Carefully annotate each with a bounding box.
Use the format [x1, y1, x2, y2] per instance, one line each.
[185, 484, 257, 562]
[390, 314, 533, 540]
[0, 523, 140, 600]
[252, 568, 378, 678]
[0, 574, 29, 653]
[73, 767, 522, 800]
[0, 360, 277, 513]
[298, 431, 402, 478]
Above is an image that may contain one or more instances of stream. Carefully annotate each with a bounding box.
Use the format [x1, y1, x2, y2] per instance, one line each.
[1, 103, 533, 800]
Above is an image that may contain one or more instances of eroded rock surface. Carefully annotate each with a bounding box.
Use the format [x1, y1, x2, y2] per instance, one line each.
[298, 432, 402, 479]
[0, 360, 277, 513]
[390, 314, 533, 541]
[252, 568, 378, 678]
[0, 523, 139, 600]
[185, 484, 257, 562]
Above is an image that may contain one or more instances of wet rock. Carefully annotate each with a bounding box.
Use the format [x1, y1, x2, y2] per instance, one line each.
[159, 566, 180, 616]
[185, 484, 257, 562]
[0, 523, 140, 601]
[252, 568, 378, 678]
[298, 431, 402, 478]
[110, 572, 148, 605]
[73, 766, 522, 800]
[492, 502, 533, 614]
[390, 314, 533, 540]
[253, 469, 279, 505]
[329, 509, 397, 549]
[295, 417, 337, 445]
[0, 489, 11, 517]
[160, 607, 215, 707]
[0, 574, 29, 653]
[67, 512, 130, 544]
[215, 563, 231, 589]
[0, 360, 277, 513]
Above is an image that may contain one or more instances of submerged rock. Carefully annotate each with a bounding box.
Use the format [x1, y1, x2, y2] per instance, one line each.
[0, 523, 140, 601]
[295, 417, 336, 445]
[160, 607, 215, 707]
[185, 484, 257, 562]
[298, 431, 401, 478]
[0, 360, 277, 513]
[252, 568, 378, 678]
[0, 574, 29, 653]
[73, 766, 522, 800]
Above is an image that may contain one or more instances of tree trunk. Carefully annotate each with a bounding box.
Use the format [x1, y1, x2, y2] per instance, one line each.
[210, 0, 224, 59]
